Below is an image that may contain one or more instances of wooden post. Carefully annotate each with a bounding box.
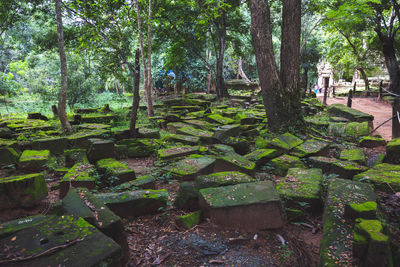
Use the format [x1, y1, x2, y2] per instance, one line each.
[378, 81, 383, 101]
[393, 98, 400, 139]
[347, 89, 353, 108]
[353, 82, 356, 95]
[332, 86, 336, 97]
[323, 83, 328, 105]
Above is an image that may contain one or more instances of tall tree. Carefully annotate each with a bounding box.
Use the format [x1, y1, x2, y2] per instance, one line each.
[135, 0, 154, 116]
[249, 0, 302, 132]
[55, 0, 73, 134]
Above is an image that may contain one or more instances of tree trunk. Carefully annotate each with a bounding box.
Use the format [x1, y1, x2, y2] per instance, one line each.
[55, 0, 72, 134]
[280, 0, 302, 115]
[302, 68, 308, 92]
[214, 12, 229, 99]
[250, 0, 282, 132]
[135, 0, 154, 116]
[128, 49, 140, 138]
[379, 36, 400, 94]
[146, 0, 154, 116]
[238, 57, 251, 82]
[250, 0, 302, 132]
[358, 68, 370, 92]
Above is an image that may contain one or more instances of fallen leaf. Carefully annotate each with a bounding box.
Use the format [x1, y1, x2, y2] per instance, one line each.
[11, 236, 16, 241]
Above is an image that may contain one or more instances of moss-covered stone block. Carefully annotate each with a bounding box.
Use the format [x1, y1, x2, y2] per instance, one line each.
[215, 152, 256, 176]
[291, 139, 329, 158]
[340, 148, 366, 165]
[0, 173, 47, 210]
[19, 149, 50, 172]
[185, 119, 215, 130]
[222, 136, 250, 155]
[329, 121, 371, 139]
[177, 126, 216, 144]
[195, 171, 256, 189]
[0, 127, 13, 139]
[169, 155, 216, 180]
[0, 215, 122, 266]
[62, 188, 129, 263]
[244, 149, 281, 167]
[138, 128, 160, 139]
[64, 148, 88, 167]
[96, 158, 136, 185]
[158, 146, 201, 160]
[67, 130, 110, 148]
[116, 139, 156, 158]
[255, 136, 272, 149]
[116, 175, 156, 191]
[0, 147, 19, 167]
[210, 144, 235, 155]
[167, 122, 191, 133]
[345, 201, 377, 220]
[0, 214, 49, 238]
[353, 163, 400, 192]
[31, 137, 68, 155]
[199, 181, 285, 230]
[96, 189, 168, 218]
[359, 136, 386, 148]
[386, 137, 400, 164]
[327, 104, 374, 123]
[87, 139, 115, 163]
[80, 114, 117, 124]
[176, 211, 201, 229]
[270, 133, 303, 152]
[174, 182, 199, 211]
[276, 168, 323, 212]
[270, 154, 305, 176]
[212, 124, 241, 141]
[60, 163, 98, 198]
[207, 114, 235, 125]
[319, 178, 376, 267]
[308, 156, 367, 179]
[354, 219, 391, 267]
[168, 134, 200, 145]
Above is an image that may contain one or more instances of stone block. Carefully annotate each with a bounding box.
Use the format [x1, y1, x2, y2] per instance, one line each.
[19, 149, 50, 172]
[199, 181, 285, 230]
[0, 173, 47, 210]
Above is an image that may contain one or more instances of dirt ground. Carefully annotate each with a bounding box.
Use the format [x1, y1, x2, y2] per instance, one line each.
[320, 96, 393, 140]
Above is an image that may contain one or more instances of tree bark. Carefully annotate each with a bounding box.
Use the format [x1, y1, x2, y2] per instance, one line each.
[146, 0, 154, 115]
[250, 0, 302, 132]
[280, 0, 301, 112]
[55, 0, 72, 134]
[214, 12, 229, 99]
[358, 68, 370, 92]
[250, 0, 282, 132]
[128, 49, 140, 138]
[379, 36, 400, 94]
[135, 0, 154, 116]
[238, 57, 251, 82]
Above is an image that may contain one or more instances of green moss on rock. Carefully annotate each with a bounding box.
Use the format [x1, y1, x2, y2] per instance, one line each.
[276, 168, 323, 212]
[176, 211, 201, 229]
[195, 171, 256, 189]
[270, 154, 305, 176]
[386, 137, 400, 164]
[244, 149, 281, 166]
[0, 173, 48, 210]
[19, 149, 50, 172]
[270, 133, 303, 152]
[353, 163, 400, 192]
[340, 148, 366, 165]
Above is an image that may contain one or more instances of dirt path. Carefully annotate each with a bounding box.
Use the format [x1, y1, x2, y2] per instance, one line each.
[320, 96, 393, 140]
